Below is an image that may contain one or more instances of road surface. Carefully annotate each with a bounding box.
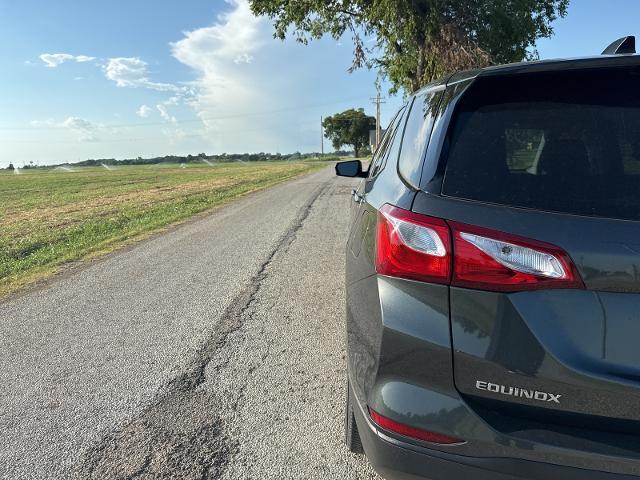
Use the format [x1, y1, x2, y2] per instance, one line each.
[0, 166, 381, 479]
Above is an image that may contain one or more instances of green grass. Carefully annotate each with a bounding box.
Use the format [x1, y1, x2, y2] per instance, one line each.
[0, 162, 323, 297]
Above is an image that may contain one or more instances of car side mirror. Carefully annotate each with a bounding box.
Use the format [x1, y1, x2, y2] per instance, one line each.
[335, 160, 366, 178]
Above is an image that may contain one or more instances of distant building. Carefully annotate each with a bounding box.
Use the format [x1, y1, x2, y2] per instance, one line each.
[369, 129, 387, 152]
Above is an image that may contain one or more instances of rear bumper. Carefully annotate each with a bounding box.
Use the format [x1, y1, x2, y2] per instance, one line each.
[352, 387, 638, 480]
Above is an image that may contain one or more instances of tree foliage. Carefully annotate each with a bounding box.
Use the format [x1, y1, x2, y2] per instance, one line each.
[322, 109, 375, 157]
[249, 0, 569, 93]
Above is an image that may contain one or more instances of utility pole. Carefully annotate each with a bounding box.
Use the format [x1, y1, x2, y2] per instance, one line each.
[371, 93, 386, 149]
[320, 116, 324, 157]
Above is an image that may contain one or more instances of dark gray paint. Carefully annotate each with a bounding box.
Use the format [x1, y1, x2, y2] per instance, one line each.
[343, 55, 640, 479]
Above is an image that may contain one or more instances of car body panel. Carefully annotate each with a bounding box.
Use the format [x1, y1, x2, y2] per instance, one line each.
[411, 192, 640, 293]
[351, 383, 640, 480]
[342, 53, 640, 479]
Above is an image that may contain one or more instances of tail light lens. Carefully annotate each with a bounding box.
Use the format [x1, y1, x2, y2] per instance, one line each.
[369, 408, 464, 445]
[450, 222, 584, 292]
[375, 205, 583, 292]
[376, 204, 451, 284]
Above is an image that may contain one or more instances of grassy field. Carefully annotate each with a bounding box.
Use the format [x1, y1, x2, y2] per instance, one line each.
[0, 162, 323, 297]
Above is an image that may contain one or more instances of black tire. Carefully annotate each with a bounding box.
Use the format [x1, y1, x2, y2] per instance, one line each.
[345, 380, 364, 454]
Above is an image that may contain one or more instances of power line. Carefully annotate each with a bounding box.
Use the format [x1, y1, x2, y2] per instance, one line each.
[0, 96, 375, 132]
[0, 114, 383, 144]
[0, 118, 341, 143]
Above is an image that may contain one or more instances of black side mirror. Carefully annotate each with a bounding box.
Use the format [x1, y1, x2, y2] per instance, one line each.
[335, 160, 366, 178]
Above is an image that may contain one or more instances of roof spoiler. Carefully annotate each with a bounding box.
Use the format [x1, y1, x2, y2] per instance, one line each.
[602, 36, 636, 55]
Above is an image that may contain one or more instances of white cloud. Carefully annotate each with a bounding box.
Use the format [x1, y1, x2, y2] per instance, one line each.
[40, 54, 74, 67]
[31, 117, 100, 142]
[233, 53, 254, 64]
[39, 53, 96, 68]
[63, 117, 99, 141]
[171, 0, 267, 145]
[103, 57, 146, 86]
[30, 119, 55, 127]
[172, 0, 262, 69]
[166, 0, 391, 154]
[162, 126, 188, 144]
[103, 57, 181, 92]
[136, 105, 152, 118]
[157, 104, 176, 124]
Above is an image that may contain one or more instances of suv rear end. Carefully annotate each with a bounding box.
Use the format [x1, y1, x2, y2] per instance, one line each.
[342, 54, 640, 479]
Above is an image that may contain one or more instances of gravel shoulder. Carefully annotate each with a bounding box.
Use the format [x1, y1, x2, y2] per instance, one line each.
[213, 178, 380, 479]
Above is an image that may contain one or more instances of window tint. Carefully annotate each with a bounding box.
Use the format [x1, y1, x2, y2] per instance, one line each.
[369, 107, 405, 178]
[616, 108, 640, 175]
[442, 67, 640, 221]
[398, 91, 441, 187]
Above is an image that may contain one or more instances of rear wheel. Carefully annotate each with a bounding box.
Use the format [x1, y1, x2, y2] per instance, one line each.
[345, 380, 364, 454]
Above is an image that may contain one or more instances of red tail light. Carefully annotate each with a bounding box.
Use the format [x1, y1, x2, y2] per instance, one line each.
[375, 204, 584, 292]
[449, 221, 584, 292]
[376, 205, 451, 284]
[368, 408, 464, 444]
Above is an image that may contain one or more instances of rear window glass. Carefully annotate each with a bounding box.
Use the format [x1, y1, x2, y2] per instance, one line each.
[442, 67, 640, 221]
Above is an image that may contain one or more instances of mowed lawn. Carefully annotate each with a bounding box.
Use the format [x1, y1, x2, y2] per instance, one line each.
[0, 162, 323, 297]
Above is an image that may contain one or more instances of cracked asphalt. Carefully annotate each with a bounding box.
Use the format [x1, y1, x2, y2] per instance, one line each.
[0, 166, 381, 479]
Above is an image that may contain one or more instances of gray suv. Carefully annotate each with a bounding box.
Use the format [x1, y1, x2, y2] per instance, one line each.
[336, 37, 640, 479]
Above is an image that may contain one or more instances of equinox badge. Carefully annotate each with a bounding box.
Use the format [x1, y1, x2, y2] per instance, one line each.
[476, 380, 561, 404]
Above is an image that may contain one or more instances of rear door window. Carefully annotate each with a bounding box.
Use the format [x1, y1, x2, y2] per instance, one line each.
[398, 91, 442, 188]
[369, 106, 405, 178]
[442, 67, 640, 221]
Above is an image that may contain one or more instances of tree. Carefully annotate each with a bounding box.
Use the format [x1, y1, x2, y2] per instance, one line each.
[7, 162, 14, 171]
[323, 109, 375, 157]
[249, 0, 569, 93]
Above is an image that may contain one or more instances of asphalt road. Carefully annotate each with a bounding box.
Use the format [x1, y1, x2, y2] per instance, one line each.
[0, 166, 381, 479]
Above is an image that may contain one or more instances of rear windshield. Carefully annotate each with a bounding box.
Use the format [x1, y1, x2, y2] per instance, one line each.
[442, 66, 640, 221]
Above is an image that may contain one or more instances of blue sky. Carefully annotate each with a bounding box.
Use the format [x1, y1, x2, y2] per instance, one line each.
[1, 0, 639, 167]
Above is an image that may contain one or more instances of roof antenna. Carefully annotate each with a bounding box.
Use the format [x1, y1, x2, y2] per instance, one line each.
[602, 36, 636, 55]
